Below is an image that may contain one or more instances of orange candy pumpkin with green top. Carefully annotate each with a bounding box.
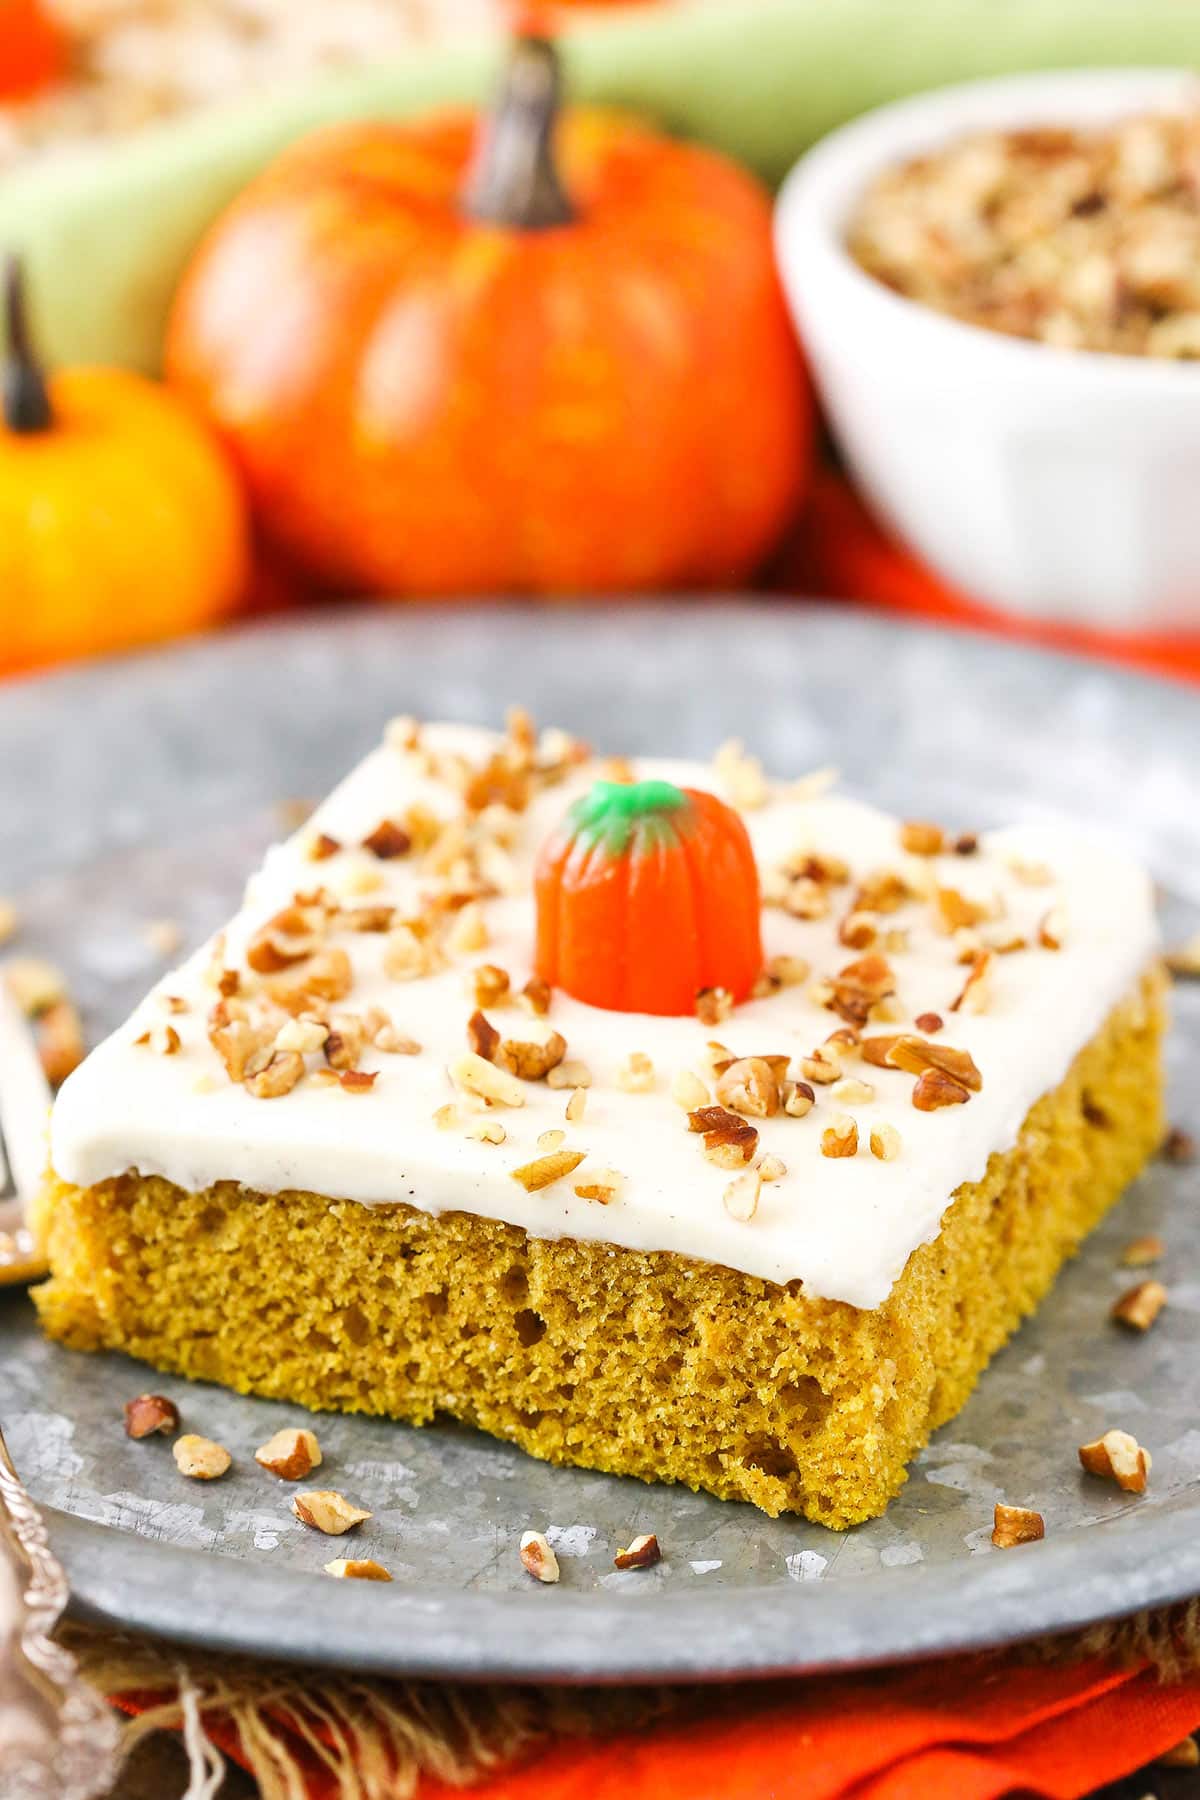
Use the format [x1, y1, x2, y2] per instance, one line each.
[165, 33, 810, 598]
[535, 779, 762, 1015]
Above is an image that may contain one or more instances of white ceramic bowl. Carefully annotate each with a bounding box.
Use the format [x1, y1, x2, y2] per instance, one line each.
[775, 69, 1200, 633]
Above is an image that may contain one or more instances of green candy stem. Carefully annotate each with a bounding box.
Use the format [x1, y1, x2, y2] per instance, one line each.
[566, 779, 691, 857]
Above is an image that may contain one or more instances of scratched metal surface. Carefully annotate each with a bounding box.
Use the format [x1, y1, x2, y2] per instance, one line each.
[0, 604, 1197, 1682]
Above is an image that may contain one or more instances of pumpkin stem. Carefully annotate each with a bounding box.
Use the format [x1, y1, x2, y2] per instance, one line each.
[3, 255, 52, 434]
[464, 33, 575, 231]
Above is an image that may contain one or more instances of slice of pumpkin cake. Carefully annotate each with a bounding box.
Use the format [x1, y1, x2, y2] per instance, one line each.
[34, 714, 1165, 1527]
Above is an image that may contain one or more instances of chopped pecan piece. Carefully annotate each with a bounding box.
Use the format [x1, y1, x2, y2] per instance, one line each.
[382, 926, 434, 982]
[934, 887, 988, 932]
[339, 904, 395, 933]
[780, 876, 830, 920]
[473, 963, 510, 1008]
[821, 1115, 859, 1158]
[124, 1394, 180, 1439]
[914, 1011, 943, 1034]
[671, 1070, 710, 1111]
[265, 948, 353, 1014]
[137, 1017, 180, 1060]
[831, 1076, 874, 1104]
[519, 1530, 560, 1583]
[338, 1069, 377, 1092]
[715, 1057, 780, 1119]
[1078, 1429, 1151, 1494]
[687, 1104, 743, 1134]
[695, 986, 734, 1026]
[520, 976, 552, 1016]
[245, 1050, 306, 1099]
[546, 1059, 591, 1090]
[991, 1503, 1045, 1548]
[613, 1533, 662, 1570]
[698, 1112, 759, 1166]
[723, 1167, 761, 1221]
[616, 1052, 655, 1093]
[828, 954, 896, 1027]
[900, 820, 944, 856]
[714, 738, 768, 809]
[851, 870, 911, 915]
[912, 1068, 970, 1110]
[467, 1010, 501, 1061]
[798, 1046, 841, 1085]
[208, 1002, 274, 1082]
[246, 904, 325, 974]
[324, 1558, 392, 1581]
[574, 1167, 623, 1203]
[766, 953, 809, 988]
[173, 1435, 231, 1480]
[255, 1427, 322, 1480]
[36, 999, 86, 1084]
[886, 1035, 982, 1092]
[362, 819, 412, 859]
[496, 1031, 567, 1082]
[324, 1013, 366, 1070]
[1110, 1279, 1167, 1332]
[1162, 1126, 1196, 1165]
[782, 1080, 815, 1117]
[861, 1034, 903, 1067]
[838, 910, 877, 950]
[447, 901, 488, 954]
[869, 1123, 902, 1161]
[307, 832, 341, 862]
[1120, 1234, 1164, 1268]
[951, 949, 993, 1015]
[511, 1149, 586, 1192]
[5, 955, 66, 1016]
[292, 1490, 372, 1534]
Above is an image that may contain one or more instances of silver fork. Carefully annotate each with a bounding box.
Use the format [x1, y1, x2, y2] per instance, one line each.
[0, 971, 120, 1797]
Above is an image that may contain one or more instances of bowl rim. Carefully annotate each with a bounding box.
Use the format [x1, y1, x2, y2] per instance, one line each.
[774, 65, 1200, 392]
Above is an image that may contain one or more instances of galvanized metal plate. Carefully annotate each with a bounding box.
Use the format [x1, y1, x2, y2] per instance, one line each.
[1, 603, 1197, 1683]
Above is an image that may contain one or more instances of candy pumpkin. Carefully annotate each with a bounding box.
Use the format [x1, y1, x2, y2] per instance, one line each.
[0, 259, 248, 676]
[165, 34, 810, 598]
[535, 779, 762, 1015]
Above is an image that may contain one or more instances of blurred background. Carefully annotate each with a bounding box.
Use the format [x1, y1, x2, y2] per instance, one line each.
[3, 0, 1200, 688]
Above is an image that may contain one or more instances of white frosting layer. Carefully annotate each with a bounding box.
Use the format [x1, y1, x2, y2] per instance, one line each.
[51, 725, 1159, 1310]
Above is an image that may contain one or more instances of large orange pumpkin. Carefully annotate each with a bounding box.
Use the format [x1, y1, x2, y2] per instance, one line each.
[166, 34, 810, 598]
[0, 259, 248, 675]
[535, 778, 762, 1015]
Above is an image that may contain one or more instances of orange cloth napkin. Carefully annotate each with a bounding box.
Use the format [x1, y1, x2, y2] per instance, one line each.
[112, 1651, 1200, 1798]
[780, 472, 1200, 687]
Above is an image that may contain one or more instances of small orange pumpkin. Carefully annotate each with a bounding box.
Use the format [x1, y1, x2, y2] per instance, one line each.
[0, 259, 248, 676]
[535, 779, 762, 1015]
[0, 0, 63, 100]
[165, 33, 810, 598]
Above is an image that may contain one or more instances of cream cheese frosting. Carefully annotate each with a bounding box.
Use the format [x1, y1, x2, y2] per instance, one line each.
[50, 722, 1160, 1310]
